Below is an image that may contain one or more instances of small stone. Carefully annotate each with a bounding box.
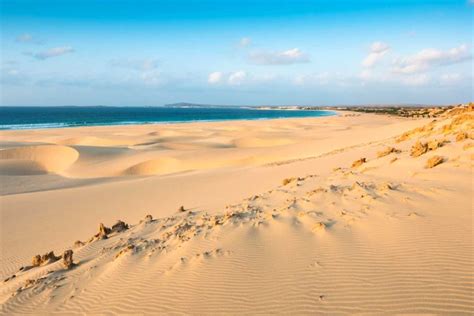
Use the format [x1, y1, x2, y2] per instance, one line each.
[98, 223, 111, 239]
[31, 251, 60, 267]
[74, 240, 85, 248]
[144, 214, 153, 223]
[43, 251, 60, 265]
[111, 220, 128, 233]
[25, 279, 36, 288]
[4, 275, 16, 282]
[115, 244, 135, 258]
[63, 250, 74, 269]
[32, 255, 42, 267]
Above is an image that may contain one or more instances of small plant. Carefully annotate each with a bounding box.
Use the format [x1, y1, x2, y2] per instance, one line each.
[351, 158, 366, 168]
[425, 156, 444, 168]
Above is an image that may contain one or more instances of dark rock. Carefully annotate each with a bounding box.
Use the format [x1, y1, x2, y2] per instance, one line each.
[63, 250, 74, 269]
[97, 223, 111, 239]
[111, 220, 129, 233]
[144, 214, 153, 223]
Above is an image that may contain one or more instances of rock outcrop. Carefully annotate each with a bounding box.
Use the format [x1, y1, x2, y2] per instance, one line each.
[97, 223, 111, 239]
[111, 220, 129, 233]
[63, 250, 74, 269]
[31, 251, 60, 267]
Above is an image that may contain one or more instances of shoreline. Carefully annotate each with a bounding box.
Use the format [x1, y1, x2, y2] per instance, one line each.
[0, 107, 337, 131]
[0, 111, 342, 133]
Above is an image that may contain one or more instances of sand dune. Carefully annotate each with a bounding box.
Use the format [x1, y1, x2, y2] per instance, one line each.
[1, 107, 473, 314]
[124, 157, 182, 176]
[0, 145, 79, 174]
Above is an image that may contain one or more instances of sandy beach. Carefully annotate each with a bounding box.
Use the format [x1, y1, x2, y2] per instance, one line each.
[0, 107, 473, 314]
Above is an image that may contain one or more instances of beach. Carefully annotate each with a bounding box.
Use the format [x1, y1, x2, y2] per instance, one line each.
[0, 107, 473, 314]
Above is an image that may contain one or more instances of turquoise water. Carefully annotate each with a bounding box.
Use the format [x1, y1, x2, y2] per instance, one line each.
[0, 106, 336, 130]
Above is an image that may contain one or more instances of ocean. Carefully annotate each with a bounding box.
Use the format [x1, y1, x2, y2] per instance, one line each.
[0, 106, 336, 130]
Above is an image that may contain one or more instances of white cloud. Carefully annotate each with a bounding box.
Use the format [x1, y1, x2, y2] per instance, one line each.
[249, 48, 310, 65]
[28, 46, 75, 60]
[239, 37, 252, 47]
[392, 44, 471, 74]
[362, 41, 390, 68]
[208, 71, 223, 84]
[207, 71, 277, 86]
[371, 42, 390, 53]
[206, 70, 247, 85]
[228, 71, 247, 85]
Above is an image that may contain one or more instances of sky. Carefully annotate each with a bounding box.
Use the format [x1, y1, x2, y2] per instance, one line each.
[0, 0, 473, 106]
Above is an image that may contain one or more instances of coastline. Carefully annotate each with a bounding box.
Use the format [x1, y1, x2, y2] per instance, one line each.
[0, 107, 337, 131]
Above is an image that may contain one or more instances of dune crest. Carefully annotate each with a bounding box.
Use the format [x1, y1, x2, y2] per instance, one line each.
[0, 145, 79, 174]
[123, 157, 181, 176]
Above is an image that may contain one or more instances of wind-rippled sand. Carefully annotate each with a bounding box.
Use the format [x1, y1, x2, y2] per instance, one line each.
[0, 108, 473, 314]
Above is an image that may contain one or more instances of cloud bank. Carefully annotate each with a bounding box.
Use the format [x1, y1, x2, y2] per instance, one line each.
[392, 44, 471, 74]
[362, 42, 390, 68]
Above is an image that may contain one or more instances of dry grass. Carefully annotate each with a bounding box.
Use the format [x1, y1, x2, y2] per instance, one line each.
[377, 147, 401, 158]
[425, 156, 444, 168]
[351, 158, 367, 168]
[282, 177, 296, 185]
[410, 141, 428, 157]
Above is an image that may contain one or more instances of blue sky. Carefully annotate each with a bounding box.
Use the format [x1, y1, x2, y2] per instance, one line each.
[1, 0, 472, 106]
